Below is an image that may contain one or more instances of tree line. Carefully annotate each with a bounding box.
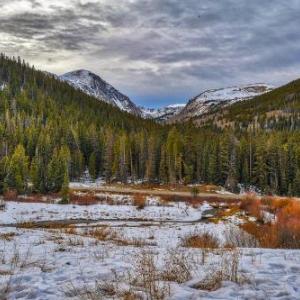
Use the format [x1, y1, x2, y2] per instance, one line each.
[0, 54, 299, 196]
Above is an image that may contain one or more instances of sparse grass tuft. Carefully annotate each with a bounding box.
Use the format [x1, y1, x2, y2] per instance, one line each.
[182, 232, 219, 249]
[0, 232, 16, 241]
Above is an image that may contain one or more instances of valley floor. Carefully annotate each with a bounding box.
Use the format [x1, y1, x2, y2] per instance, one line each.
[0, 192, 299, 299]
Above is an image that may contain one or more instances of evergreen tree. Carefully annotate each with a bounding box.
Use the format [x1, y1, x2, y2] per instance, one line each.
[294, 169, 300, 196]
[88, 152, 97, 180]
[5, 144, 29, 193]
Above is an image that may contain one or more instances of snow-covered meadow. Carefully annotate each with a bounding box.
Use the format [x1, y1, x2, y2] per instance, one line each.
[0, 194, 299, 299]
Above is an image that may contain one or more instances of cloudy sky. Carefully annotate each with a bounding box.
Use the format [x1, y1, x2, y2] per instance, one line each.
[0, 0, 299, 107]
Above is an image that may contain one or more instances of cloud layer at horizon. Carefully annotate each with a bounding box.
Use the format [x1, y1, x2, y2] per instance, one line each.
[0, 0, 299, 107]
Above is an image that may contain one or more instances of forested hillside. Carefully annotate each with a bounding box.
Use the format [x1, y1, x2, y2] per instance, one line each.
[194, 79, 300, 130]
[0, 54, 299, 196]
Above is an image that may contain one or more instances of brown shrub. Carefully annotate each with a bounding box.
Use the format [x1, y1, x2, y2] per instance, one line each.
[21, 193, 44, 203]
[182, 232, 219, 249]
[3, 189, 18, 201]
[241, 198, 300, 249]
[133, 194, 146, 209]
[276, 200, 300, 248]
[267, 197, 291, 213]
[241, 222, 280, 248]
[69, 192, 98, 205]
[240, 194, 262, 221]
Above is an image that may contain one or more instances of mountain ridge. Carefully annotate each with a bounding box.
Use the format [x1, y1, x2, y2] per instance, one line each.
[171, 83, 274, 123]
[140, 104, 185, 122]
[59, 68, 275, 124]
[59, 69, 142, 115]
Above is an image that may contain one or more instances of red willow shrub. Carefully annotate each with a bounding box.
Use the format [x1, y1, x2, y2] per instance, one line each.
[242, 198, 300, 249]
[240, 194, 263, 221]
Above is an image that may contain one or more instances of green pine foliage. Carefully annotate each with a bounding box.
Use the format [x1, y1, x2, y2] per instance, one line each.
[0, 54, 300, 196]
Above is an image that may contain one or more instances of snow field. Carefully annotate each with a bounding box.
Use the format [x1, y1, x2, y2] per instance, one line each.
[0, 195, 299, 299]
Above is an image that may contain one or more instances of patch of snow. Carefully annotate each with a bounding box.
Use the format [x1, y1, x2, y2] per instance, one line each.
[175, 83, 274, 121]
[140, 104, 185, 121]
[0, 198, 211, 224]
[216, 188, 234, 195]
[0, 82, 6, 91]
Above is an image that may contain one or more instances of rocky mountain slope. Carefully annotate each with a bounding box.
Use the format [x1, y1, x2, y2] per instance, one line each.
[60, 70, 142, 115]
[140, 104, 185, 122]
[171, 83, 274, 123]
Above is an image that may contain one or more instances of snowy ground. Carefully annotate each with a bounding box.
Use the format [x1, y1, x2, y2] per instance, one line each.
[0, 194, 299, 299]
[0, 196, 208, 224]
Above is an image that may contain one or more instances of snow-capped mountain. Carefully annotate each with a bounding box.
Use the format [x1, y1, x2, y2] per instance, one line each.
[59, 70, 142, 115]
[172, 83, 274, 122]
[140, 104, 185, 122]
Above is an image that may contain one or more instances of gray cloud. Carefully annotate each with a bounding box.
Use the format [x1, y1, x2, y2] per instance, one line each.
[0, 0, 300, 107]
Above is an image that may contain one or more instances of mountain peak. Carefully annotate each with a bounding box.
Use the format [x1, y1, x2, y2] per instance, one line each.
[60, 70, 142, 115]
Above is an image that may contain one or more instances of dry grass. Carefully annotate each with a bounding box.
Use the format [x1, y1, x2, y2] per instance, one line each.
[15, 221, 36, 229]
[131, 250, 170, 300]
[114, 237, 156, 247]
[86, 227, 118, 241]
[161, 250, 191, 283]
[0, 232, 16, 241]
[182, 232, 219, 249]
[121, 291, 143, 300]
[192, 249, 247, 291]
[69, 192, 99, 205]
[18, 193, 45, 203]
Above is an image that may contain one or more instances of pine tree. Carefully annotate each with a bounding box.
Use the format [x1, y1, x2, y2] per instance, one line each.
[159, 144, 168, 183]
[146, 135, 157, 182]
[5, 144, 29, 193]
[294, 169, 300, 196]
[0, 156, 9, 193]
[88, 152, 97, 180]
[60, 170, 69, 204]
[47, 149, 62, 192]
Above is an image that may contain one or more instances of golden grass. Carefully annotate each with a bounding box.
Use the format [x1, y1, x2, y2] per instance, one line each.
[182, 232, 219, 249]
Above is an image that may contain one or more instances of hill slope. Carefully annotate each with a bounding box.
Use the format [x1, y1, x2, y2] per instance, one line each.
[192, 79, 300, 130]
[172, 84, 273, 123]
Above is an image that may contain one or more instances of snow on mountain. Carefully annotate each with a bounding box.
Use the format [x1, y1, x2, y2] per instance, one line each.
[59, 70, 142, 115]
[140, 103, 185, 122]
[0, 82, 6, 91]
[172, 83, 274, 122]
